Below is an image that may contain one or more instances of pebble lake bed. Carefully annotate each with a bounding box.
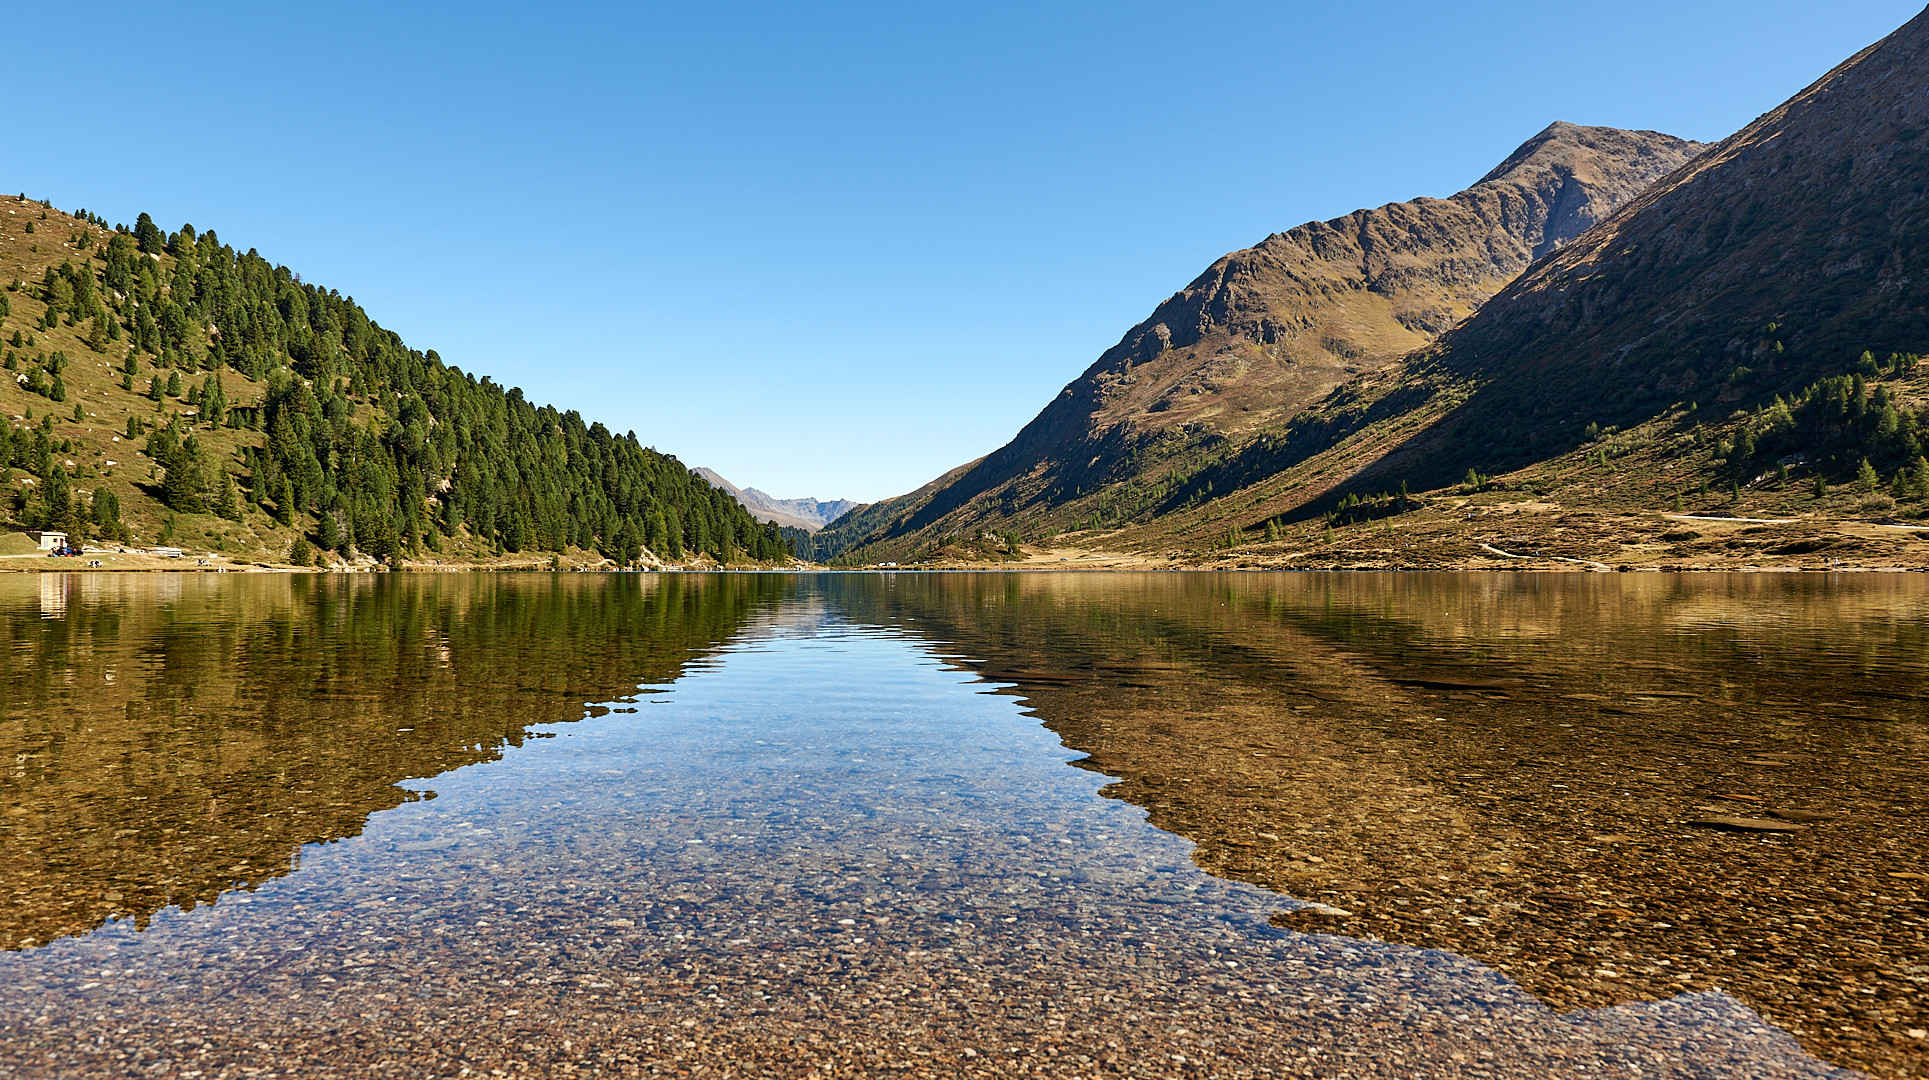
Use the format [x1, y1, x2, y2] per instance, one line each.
[0, 572, 1921, 1078]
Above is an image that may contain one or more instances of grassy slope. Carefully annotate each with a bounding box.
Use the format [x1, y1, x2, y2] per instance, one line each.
[0, 197, 297, 560]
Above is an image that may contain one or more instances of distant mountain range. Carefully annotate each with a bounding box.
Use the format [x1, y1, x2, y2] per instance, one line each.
[695, 468, 857, 532]
[814, 122, 1705, 559]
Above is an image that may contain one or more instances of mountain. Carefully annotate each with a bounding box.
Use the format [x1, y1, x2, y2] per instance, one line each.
[1366, 6, 1929, 486]
[694, 467, 857, 532]
[815, 122, 1704, 560]
[1158, 4, 1929, 525]
[0, 203, 790, 566]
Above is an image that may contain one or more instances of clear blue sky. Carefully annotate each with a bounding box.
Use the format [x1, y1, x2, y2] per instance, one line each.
[8, 2, 1922, 502]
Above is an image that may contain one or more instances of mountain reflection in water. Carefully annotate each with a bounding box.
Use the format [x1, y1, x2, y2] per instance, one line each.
[1, 572, 1915, 1079]
[0, 573, 779, 951]
[835, 572, 1929, 1078]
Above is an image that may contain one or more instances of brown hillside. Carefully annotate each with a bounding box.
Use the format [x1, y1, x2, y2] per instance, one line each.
[1001, 7, 1929, 571]
[1337, 5, 1929, 490]
[819, 123, 1701, 558]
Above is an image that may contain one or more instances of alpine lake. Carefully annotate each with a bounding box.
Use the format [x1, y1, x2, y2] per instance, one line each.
[1, 572, 1924, 1079]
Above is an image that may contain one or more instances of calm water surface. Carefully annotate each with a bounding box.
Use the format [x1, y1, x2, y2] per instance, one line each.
[1, 572, 1921, 1079]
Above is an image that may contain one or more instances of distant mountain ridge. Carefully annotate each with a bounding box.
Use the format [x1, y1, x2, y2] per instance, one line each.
[815, 121, 1704, 559]
[695, 468, 857, 532]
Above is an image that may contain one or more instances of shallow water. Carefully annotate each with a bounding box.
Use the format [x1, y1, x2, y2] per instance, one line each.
[1, 572, 1917, 1078]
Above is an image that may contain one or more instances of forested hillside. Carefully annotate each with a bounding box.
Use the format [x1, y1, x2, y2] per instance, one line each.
[0, 198, 788, 566]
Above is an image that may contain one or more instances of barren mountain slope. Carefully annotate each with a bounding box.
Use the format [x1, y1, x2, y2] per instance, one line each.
[1218, 3, 1929, 502]
[817, 123, 1701, 558]
[1049, 6, 1929, 566]
[1379, 6, 1929, 481]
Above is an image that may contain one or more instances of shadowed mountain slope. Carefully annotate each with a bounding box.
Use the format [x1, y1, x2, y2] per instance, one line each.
[817, 123, 1702, 559]
[1378, 5, 1929, 485]
[1184, 4, 1929, 510]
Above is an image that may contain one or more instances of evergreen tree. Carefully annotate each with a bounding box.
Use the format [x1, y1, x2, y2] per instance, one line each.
[614, 516, 643, 566]
[1857, 458, 1880, 492]
[353, 506, 402, 561]
[40, 465, 76, 534]
[273, 476, 296, 526]
[90, 490, 126, 542]
[215, 470, 241, 521]
[134, 212, 165, 254]
[161, 437, 211, 513]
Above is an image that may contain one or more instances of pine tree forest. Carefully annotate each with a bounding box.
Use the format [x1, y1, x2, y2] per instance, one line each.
[0, 197, 789, 566]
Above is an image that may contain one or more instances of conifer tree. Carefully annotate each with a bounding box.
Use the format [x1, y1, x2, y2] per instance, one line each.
[134, 212, 165, 255]
[162, 437, 210, 513]
[90, 490, 127, 542]
[215, 471, 241, 521]
[273, 476, 296, 526]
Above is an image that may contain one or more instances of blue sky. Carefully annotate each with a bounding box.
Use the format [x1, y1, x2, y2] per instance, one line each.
[7, 2, 1922, 501]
